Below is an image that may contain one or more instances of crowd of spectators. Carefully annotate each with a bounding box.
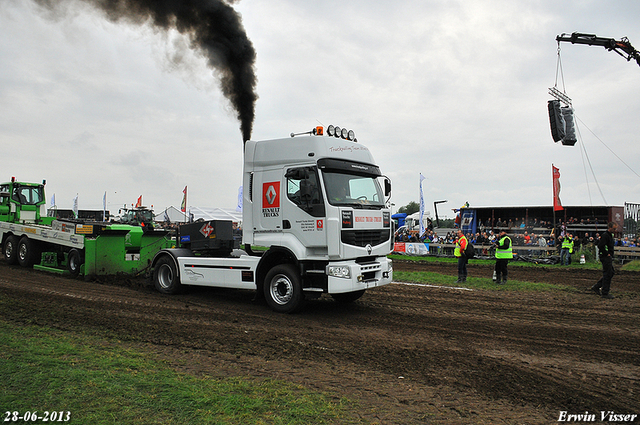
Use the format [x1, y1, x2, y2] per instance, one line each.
[394, 217, 639, 250]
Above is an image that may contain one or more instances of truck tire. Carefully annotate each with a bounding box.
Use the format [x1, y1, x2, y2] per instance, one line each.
[331, 290, 365, 304]
[67, 249, 83, 277]
[17, 236, 39, 268]
[4, 235, 19, 265]
[153, 255, 183, 294]
[264, 264, 304, 313]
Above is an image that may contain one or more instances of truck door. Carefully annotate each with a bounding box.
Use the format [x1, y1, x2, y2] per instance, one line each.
[283, 166, 327, 248]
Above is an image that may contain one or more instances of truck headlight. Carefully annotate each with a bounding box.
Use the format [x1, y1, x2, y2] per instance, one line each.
[327, 265, 351, 279]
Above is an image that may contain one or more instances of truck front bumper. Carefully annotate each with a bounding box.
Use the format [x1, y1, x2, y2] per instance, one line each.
[326, 257, 393, 294]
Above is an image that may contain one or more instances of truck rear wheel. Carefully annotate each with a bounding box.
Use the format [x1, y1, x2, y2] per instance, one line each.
[264, 264, 304, 313]
[4, 235, 19, 265]
[153, 256, 183, 294]
[17, 237, 39, 268]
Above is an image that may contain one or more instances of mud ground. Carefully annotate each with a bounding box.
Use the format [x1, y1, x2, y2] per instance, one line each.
[0, 259, 638, 424]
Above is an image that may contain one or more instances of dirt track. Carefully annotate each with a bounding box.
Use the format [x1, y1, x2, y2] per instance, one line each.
[1, 259, 639, 424]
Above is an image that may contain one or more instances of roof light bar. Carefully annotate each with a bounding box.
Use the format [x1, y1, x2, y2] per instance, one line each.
[299, 124, 356, 141]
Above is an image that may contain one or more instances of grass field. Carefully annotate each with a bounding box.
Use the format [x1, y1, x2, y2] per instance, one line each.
[0, 321, 355, 425]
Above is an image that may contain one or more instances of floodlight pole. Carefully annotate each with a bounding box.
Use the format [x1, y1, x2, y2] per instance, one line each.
[434, 200, 447, 227]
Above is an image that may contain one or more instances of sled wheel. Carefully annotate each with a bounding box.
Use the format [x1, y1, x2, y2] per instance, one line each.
[67, 249, 83, 277]
[17, 237, 39, 268]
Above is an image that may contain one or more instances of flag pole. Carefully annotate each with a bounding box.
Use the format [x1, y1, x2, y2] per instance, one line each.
[552, 164, 556, 230]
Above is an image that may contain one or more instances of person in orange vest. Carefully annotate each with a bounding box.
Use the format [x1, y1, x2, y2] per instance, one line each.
[454, 229, 468, 283]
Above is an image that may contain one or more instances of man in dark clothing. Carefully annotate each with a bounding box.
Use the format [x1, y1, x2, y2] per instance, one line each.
[590, 222, 617, 299]
[493, 231, 513, 284]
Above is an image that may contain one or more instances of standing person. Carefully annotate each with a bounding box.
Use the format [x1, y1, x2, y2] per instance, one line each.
[493, 230, 513, 284]
[454, 229, 468, 283]
[590, 222, 617, 299]
[560, 233, 574, 266]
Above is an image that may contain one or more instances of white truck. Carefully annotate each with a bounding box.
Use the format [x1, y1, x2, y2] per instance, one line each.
[151, 125, 394, 312]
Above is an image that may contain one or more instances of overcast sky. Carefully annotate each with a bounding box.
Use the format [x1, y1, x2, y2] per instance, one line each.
[1, 0, 639, 219]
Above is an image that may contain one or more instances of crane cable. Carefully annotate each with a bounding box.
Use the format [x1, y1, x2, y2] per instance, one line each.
[552, 43, 640, 205]
[553, 43, 603, 204]
[553, 43, 566, 93]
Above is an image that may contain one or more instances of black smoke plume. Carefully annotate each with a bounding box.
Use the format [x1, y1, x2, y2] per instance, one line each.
[35, 0, 257, 142]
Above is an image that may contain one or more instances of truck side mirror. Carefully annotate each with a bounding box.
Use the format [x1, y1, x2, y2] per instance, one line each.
[384, 178, 391, 197]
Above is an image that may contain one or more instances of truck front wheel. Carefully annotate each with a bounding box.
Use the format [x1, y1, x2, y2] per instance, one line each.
[153, 256, 183, 294]
[4, 235, 19, 265]
[264, 264, 304, 313]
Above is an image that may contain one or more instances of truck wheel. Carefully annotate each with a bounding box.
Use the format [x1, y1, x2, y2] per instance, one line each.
[17, 237, 39, 268]
[4, 235, 19, 265]
[67, 249, 83, 277]
[153, 256, 183, 294]
[331, 290, 365, 304]
[264, 264, 304, 313]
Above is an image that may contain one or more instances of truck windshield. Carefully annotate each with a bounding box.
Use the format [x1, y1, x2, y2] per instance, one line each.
[322, 170, 385, 209]
[12, 185, 44, 205]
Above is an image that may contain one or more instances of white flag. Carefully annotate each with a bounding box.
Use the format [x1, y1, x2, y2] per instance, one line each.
[102, 191, 107, 221]
[73, 194, 78, 218]
[419, 174, 426, 236]
[236, 186, 243, 212]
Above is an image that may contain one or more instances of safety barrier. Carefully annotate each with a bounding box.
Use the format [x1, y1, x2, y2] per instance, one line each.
[392, 242, 640, 264]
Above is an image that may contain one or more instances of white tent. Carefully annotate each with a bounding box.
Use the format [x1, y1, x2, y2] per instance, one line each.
[155, 206, 189, 223]
[189, 206, 242, 225]
[156, 206, 242, 225]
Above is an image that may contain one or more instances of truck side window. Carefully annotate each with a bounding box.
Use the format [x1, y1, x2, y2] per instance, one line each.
[0, 185, 9, 205]
[286, 167, 325, 217]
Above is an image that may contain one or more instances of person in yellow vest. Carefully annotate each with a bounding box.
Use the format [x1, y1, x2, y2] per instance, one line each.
[494, 230, 513, 284]
[454, 229, 468, 283]
[560, 234, 574, 266]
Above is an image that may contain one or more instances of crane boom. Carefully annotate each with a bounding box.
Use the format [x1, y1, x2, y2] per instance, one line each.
[556, 32, 640, 67]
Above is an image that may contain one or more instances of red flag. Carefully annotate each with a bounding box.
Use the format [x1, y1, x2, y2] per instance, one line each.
[552, 165, 563, 211]
[181, 186, 187, 212]
[135, 195, 142, 208]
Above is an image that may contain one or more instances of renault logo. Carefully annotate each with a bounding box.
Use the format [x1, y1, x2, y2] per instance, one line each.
[366, 244, 372, 255]
[265, 185, 277, 205]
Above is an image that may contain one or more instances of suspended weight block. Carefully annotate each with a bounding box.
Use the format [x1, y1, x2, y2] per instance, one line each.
[547, 100, 577, 146]
[548, 100, 565, 142]
[561, 106, 577, 146]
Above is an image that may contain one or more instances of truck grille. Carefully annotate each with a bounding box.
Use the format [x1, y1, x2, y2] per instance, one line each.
[341, 230, 390, 247]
